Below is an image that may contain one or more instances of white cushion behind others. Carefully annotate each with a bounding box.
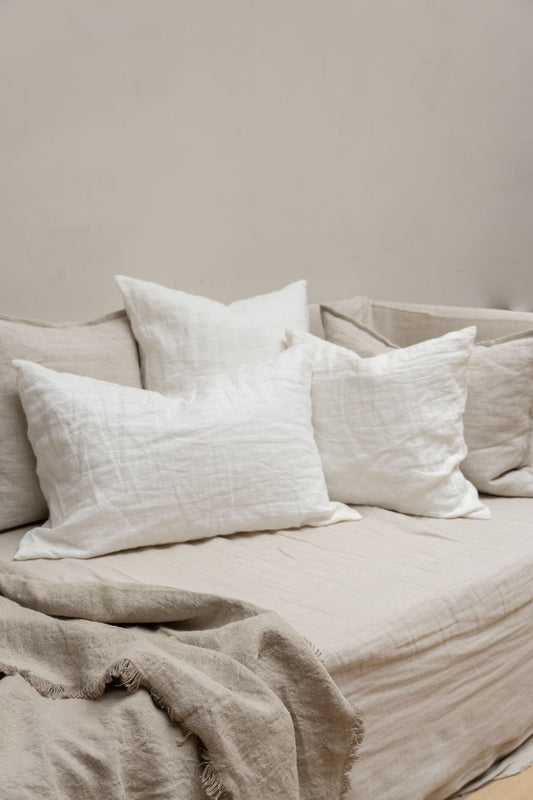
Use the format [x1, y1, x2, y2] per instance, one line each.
[116, 275, 310, 395]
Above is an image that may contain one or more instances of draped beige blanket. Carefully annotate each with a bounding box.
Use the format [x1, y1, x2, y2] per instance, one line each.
[0, 569, 363, 800]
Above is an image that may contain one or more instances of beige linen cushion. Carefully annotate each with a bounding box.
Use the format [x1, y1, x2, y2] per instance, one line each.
[321, 302, 533, 497]
[116, 275, 310, 395]
[308, 304, 325, 338]
[287, 328, 489, 520]
[0, 311, 141, 532]
[323, 296, 533, 347]
[463, 332, 533, 495]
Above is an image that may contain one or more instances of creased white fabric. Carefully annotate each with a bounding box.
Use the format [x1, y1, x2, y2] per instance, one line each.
[322, 303, 533, 497]
[116, 275, 310, 394]
[288, 328, 489, 519]
[13, 346, 359, 560]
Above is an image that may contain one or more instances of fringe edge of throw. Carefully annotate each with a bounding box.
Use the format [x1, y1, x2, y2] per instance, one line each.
[0, 657, 364, 800]
[0, 657, 233, 799]
[302, 636, 365, 799]
[198, 744, 232, 800]
[341, 710, 366, 799]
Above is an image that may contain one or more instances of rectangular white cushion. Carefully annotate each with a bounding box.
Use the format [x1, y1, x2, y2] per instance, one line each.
[13, 346, 359, 560]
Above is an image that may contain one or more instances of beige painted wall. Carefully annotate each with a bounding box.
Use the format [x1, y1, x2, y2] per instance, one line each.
[1, 0, 532, 321]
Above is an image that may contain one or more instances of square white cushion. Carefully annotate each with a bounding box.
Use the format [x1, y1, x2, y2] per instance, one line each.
[287, 329, 489, 519]
[116, 276, 310, 394]
[321, 304, 533, 497]
[13, 346, 359, 560]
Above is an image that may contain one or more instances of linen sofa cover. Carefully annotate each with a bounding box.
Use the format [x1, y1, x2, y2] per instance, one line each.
[2, 496, 533, 800]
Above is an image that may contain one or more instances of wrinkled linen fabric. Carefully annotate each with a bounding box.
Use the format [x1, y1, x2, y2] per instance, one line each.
[0, 569, 362, 800]
[322, 303, 533, 497]
[452, 734, 533, 798]
[0, 673, 205, 800]
[116, 275, 310, 395]
[13, 346, 359, 560]
[321, 304, 395, 358]
[2, 496, 533, 800]
[322, 295, 533, 347]
[461, 332, 533, 495]
[0, 310, 141, 532]
[308, 303, 325, 338]
[287, 328, 489, 519]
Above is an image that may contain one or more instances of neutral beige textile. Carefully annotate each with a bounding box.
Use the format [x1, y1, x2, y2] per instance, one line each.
[462, 332, 533, 495]
[454, 734, 533, 798]
[308, 303, 324, 338]
[0, 673, 205, 800]
[0, 311, 141, 532]
[323, 296, 533, 347]
[321, 305, 396, 357]
[321, 304, 533, 497]
[3, 496, 532, 800]
[0, 568, 361, 800]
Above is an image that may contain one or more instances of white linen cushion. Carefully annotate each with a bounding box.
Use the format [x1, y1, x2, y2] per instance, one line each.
[116, 275, 310, 395]
[13, 346, 359, 560]
[321, 305, 533, 497]
[287, 329, 489, 519]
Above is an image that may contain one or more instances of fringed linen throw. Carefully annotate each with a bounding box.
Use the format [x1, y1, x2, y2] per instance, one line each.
[0, 569, 363, 800]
